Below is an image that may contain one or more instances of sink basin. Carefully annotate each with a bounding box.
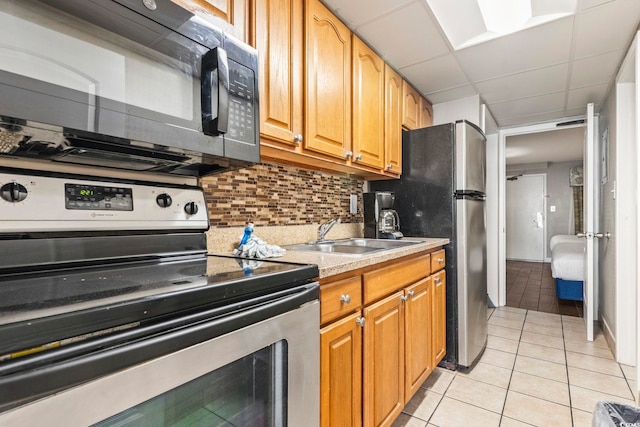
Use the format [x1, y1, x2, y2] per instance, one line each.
[286, 238, 421, 256]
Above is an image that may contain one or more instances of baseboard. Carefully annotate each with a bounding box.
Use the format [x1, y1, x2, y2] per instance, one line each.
[600, 316, 616, 360]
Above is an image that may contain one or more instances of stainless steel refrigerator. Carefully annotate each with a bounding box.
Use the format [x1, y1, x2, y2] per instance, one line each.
[370, 120, 488, 368]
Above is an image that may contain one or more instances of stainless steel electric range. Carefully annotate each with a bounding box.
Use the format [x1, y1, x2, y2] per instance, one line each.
[0, 169, 320, 426]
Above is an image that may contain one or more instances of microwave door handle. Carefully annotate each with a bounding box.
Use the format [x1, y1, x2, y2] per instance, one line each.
[216, 48, 229, 134]
[201, 47, 229, 136]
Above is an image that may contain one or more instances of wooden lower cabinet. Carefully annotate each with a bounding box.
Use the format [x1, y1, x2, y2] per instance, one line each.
[404, 277, 433, 400]
[432, 270, 447, 366]
[363, 291, 405, 427]
[320, 311, 363, 427]
[319, 249, 446, 427]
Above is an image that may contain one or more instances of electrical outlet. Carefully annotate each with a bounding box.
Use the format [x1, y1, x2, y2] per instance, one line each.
[349, 194, 357, 214]
[550, 205, 556, 212]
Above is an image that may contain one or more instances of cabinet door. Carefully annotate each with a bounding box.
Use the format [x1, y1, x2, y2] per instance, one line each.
[352, 35, 384, 169]
[171, 0, 249, 41]
[402, 81, 420, 130]
[255, 0, 303, 147]
[363, 291, 404, 427]
[320, 312, 363, 427]
[384, 65, 402, 175]
[404, 277, 432, 401]
[432, 270, 447, 366]
[305, 0, 351, 160]
[419, 96, 433, 128]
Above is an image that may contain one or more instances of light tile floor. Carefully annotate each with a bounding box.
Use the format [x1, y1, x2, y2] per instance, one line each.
[392, 306, 638, 427]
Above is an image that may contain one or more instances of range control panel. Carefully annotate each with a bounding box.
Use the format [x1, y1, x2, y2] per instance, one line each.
[65, 183, 134, 211]
[0, 172, 209, 233]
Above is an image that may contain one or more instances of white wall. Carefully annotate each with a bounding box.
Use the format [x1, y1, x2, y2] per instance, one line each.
[607, 33, 638, 366]
[486, 132, 499, 306]
[433, 95, 482, 128]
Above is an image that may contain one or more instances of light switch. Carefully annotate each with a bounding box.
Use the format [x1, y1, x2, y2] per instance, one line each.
[350, 194, 357, 214]
[550, 205, 556, 212]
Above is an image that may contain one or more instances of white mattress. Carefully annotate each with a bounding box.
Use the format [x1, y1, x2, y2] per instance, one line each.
[549, 234, 583, 251]
[551, 240, 585, 281]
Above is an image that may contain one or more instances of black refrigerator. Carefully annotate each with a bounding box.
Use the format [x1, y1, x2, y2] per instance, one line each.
[370, 120, 488, 368]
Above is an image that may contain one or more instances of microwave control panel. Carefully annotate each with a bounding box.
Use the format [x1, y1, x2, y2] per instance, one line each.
[227, 61, 256, 145]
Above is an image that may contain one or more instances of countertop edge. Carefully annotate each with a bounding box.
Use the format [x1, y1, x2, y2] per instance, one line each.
[212, 237, 450, 279]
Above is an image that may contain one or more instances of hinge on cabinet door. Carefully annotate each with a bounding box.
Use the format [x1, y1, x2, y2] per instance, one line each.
[356, 317, 365, 327]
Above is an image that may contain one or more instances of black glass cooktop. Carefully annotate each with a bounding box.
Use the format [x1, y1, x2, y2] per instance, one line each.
[0, 255, 318, 356]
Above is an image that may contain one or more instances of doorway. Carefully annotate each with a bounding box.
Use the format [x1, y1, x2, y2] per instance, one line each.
[505, 174, 546, 262]
[497, 123, 586, 317]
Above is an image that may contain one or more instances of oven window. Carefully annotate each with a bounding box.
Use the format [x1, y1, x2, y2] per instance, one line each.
[92, 341, 288, 426]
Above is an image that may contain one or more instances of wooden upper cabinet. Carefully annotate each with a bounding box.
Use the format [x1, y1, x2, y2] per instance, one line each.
[305, 0, 351, 160]
[171, 0, 249, 41]
[419, 96, 433, 128]
[402, 81, 420, 130]
[254, 0, 303, 147]
[384, 65, 402, 175]
[352, 35, 384, 170]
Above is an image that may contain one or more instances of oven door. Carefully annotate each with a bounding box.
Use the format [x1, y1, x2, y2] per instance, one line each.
[0, 284, 319, 426]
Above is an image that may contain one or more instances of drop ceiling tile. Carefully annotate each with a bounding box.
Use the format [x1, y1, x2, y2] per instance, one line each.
[400, 54, 469, 94]
[489, 92, 566, 120]
[322, 0, 413, 27]
[579, 0, 616, 11]
[356, 2, 450, 67]
[498, 110, 569, 127]
[573, 0, 640, 59]
[570, 50, 624, 89]
[456, 16, 574, 82]
[476, 64, 569, 104]
[564, 107, 590, 118]
[567, 84, 610, 109]
[427, 85, 478, 104]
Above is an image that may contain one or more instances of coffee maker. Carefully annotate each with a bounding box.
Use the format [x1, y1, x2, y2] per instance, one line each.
[364, 192, 403, 239]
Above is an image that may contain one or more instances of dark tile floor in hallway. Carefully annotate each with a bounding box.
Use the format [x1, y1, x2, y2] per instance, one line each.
[506, 260, 583, 317]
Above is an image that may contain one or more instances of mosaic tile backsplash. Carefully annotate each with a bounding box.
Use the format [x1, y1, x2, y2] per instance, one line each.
[200, 162, 365, 227]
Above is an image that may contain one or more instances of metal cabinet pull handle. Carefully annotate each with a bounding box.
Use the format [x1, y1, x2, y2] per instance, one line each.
[434, 277, 441, 284]
[345, 151, 353, 159]
[407, 290, 415, 298]
[438, 258, 445, 263]
[595, 232, 611, 239]
[400, 295, 409, 302]
[355, 153, 363, 161]
[356, 317, 365, 327]
[576, 233, 586, 238]
[293, 134, 303, 145]
[340, 294, 351, 304]
[386, 164, 393, 170]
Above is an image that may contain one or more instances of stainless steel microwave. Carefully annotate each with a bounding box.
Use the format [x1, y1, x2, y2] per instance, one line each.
[0, 0, 259, 176]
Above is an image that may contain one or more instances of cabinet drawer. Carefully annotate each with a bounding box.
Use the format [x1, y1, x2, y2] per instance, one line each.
[320, 276, 362, 325]
[431, 249, 445, 272]
[363, 254, 430, 305]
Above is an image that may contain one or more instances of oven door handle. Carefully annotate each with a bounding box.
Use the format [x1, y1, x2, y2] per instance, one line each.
[0, 282, 318, 413]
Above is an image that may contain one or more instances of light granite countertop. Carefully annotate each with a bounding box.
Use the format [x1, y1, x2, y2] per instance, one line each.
[215, 237, 449, 279]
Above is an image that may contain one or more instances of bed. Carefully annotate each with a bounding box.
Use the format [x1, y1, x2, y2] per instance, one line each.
[550, 234, 585, 301]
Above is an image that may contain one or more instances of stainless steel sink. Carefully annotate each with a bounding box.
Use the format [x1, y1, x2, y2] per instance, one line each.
[286, 238, 421, 255]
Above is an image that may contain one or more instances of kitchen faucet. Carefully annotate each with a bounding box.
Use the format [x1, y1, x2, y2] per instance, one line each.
[316, 218, 341, 243]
